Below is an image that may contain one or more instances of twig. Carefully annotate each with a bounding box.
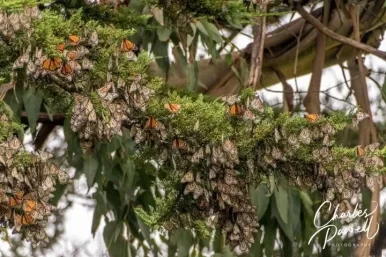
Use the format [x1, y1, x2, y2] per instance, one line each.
[295, 4, 386, 60]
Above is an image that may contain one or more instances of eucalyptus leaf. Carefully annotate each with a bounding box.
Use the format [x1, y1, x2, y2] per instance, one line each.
[187, 62, 198, 91]
[250, 184, 271, 221]
[83, 154, 98, 188]
[175, 228, 194, 257]
[200, 18, 223, 43]
[263, 218, 276, 257]
[187, 23, 197, 47]
[299, 191, 314, 218]
[23, 88, 43, 133]
[151, 7, 164, 25]
[103, 222, 131, 257]
[91, 191, 106, 236]
[274, 185, 288, 224]
[157, 26, 171, 42]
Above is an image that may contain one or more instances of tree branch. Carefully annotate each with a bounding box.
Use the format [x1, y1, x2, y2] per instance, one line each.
[303, 0, 331, 114]
[295, 4, 386, 60]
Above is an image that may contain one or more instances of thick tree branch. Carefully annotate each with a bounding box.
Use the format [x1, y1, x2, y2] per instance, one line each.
[303, 0, 331, 114]
[295, 4, 386, 60]
[348, 5, 381, 255]
[248, 1, 268, 89]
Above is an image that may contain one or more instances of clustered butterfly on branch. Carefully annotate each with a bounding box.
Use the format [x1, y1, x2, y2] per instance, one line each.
[1, 5, 386, 253]
[0, 112, 72, 247]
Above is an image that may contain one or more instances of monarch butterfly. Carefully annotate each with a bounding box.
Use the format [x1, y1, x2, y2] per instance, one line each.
[181, 171, 194, 183]
[243, 109, 255, 120]
[184, 182, 196, 195]
[97, 82, 113, 98]
[66, 50, 78, 61]
[81, 58, 93, 70]
[223, 140, 237, 155]
[365, 143, 380, 153]
[56, 42, 65, 52]
[145, 117, 158, 129]
[8, 191, 24, 207]
[88, 31, 98, 46]
[304, 113, 320, 123]
[164, 103, 181, 113]
[250, 95, 264, 111]
[60, 62, 73, 76]
[172, 138, 188, 150]
[228, 103, 244, 116]
[69, 35, 81, 46]
[42, 57, 61, 71]
[22, 199, 37, 212]
[8, 137, 21, 150]
[221, 95, 239, 105]
[14, 211, 34, 225]
[356, 145, 365, 156]
[120, 39, 135, 52]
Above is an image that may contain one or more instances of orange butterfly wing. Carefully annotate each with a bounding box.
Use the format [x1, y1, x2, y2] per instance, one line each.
[172, 139, 187, 150]
[69, 35, 81, 45]
[228, 104, 243, 116]
[9, 191, 24, 207]
[56, 42, 65, 52]
[22, 199, 37, 212]
[67, 50, 78, 60]
[42, 58, 61, 71]
[304, 114, 320, 123]
[61, 62, 73, 76]
[21, 213, 34, 225]
[164, 103, 181, 113]
[121, 39, 135, 52]
[145, 117, 158, 129]
[356, 146, 365, 156]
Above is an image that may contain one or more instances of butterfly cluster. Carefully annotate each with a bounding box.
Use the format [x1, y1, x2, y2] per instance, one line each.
[70, 58, 153, 151]
[249, 113, 384, 216]
[0, 116, 71, 247]
[0, 7, 40, 39]
[222, 92, 264, 120]
[177, 140, 259, 251]
[14, 33, 96, 81]
[70, 93, 127, 151]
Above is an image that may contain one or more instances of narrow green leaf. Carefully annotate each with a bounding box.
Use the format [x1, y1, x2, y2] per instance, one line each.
[213, 228, 223, 253]
[250, 184, 271, 221]
[195, 21, 208, 37]
[274, 185, 288, 224]
[91, 191, 106, 236]
[272, 196, 293, 241]
[120, 159, 135, 193]
[200, 18, 223, 43]
[103, 222, 130, 257]
[263, 218, 276, 257]
[299, 191, 314, 218]
[288, 190, 301, 237]
[43, 104, 54, 121]
[175, 228, 193, 257]
[187, 23, 197, 47]
[23, 88, 43, 133]
[136, 214, 151, 244]
[157, 26, 171, 42]
[187, 62, 198, 91]
[83, 154, 98, 188]
[152, 7, 164, 25]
